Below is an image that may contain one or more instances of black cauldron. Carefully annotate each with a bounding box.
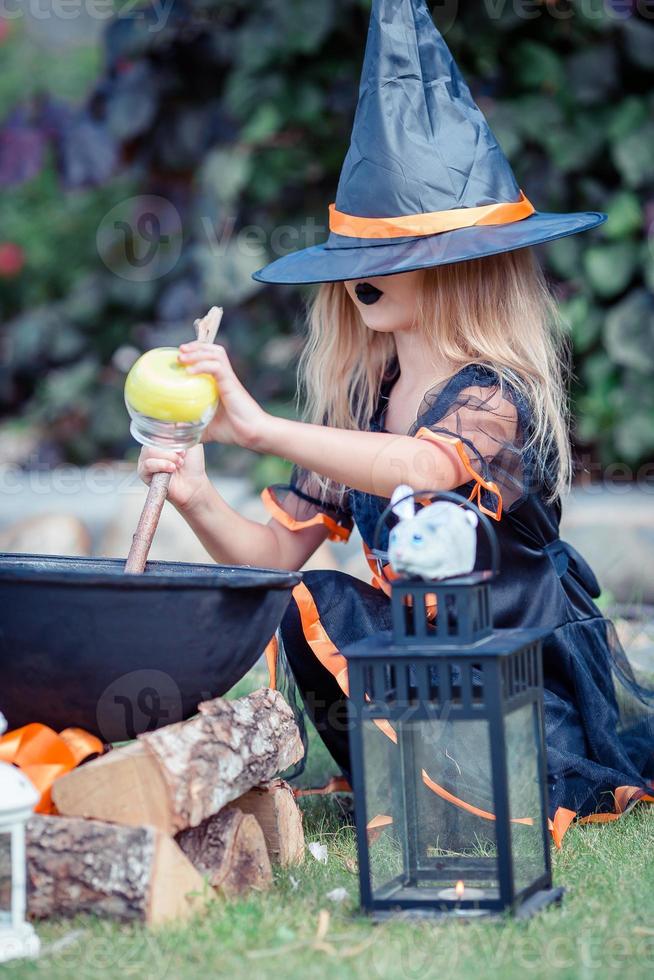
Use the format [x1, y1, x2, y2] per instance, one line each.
[0, 553, 300, 742]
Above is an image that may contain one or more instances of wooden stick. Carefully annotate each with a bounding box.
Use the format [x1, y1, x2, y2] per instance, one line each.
[124, 306, 224, 574]
[194, 305, 223, 344]
[124, 470, 172, 573]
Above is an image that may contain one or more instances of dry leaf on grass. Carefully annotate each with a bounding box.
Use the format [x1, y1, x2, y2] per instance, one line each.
[326, 888, 349, 903]
[308, 841, 329, 864]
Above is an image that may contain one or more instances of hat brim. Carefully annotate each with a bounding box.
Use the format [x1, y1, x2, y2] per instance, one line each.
[252, 210, 606, 285]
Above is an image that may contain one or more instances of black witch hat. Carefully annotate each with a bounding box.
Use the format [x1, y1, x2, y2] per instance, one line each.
[253, 0, 605, 285]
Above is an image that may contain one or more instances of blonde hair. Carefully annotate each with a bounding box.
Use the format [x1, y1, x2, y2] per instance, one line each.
[298, 248, 572, 505]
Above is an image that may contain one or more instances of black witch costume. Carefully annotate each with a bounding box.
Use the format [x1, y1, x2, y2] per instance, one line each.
[253, 0, 652, 844]
[263, 364, 654, 844]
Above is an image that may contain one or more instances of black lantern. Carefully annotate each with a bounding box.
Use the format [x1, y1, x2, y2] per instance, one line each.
[343, 492, 563, 919]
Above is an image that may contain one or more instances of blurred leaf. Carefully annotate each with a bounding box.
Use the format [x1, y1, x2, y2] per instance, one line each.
[58, 115, 118, 188]
[198, 148, 252, 210]
[33, 358, 98, 416]
[604, 289, 654, 374]
[63, 273, 108, 326]
[6, 306, 84, 369]
[606, 96, 649, 141]
[242, 104, 283, 143]
[88, 382, 128, 446]
[622, 17, 654, 71]
[583, 242, 639, 298]
[544, 123, 603, 174]
[509, 96, 564, 144]
[106, 275, 158, 313]
[105, 63, 159, 142]
[566, 46, 617, 105]
[276, 0, 335, 55]
[612, 124, 654, 189]
[603, 190, 643, 241]
[642, 240, 654, 294]
[105, 11, 171, 66]
[0, 112, 46, 187]
[154, 107, 215, 172]
[483, 103, 522, 158]
[510, 43, 562, 91]
[193, 240, 263, 307]
[547, 236, 582, 281]
[612, 368, 654, 461]
[559, 294, 602, 353]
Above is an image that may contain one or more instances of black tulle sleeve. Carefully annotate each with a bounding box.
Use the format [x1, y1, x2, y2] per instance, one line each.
[410, 367, 536, 513]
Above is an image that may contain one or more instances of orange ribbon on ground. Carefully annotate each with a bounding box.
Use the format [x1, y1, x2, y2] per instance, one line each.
[0, 723, 104, 813]
[329, 191, 535, 240]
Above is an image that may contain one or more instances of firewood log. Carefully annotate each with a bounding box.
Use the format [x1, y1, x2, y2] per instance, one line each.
[26, 815, 210, 926]
[227, 779, 305, 866]
[176, 808, 272, 898]
[52, 689, 304, 834]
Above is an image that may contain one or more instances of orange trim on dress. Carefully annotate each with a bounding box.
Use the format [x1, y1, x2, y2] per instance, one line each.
[414, 427, 503, 520]
[577, 785, 654, 825]
[329, 191, 535, 240]
[264, 634, 278, 690]
[292, 581, 350, 695]
[548, 787, 654, 847]
[548, 807, 577, 849]
[261, 487, 352, 542]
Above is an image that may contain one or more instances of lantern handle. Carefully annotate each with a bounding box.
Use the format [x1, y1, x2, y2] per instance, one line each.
[372, 489, 501, 582]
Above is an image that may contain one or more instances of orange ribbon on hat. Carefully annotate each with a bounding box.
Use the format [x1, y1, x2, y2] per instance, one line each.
[329, 190, 535, 240]
[0, 723, 104, 813]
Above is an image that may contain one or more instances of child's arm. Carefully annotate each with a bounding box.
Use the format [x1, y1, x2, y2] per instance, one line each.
[138, 444, 329, 571]
[179, 342, 469, 498]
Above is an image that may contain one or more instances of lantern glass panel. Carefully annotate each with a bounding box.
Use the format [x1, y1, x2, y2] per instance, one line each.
[506, 703, 548, 894]
[0, 830, 10, 925]
[362, 715, 501, 902]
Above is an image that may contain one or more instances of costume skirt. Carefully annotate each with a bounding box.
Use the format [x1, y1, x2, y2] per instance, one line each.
[280, 570, 654, 845]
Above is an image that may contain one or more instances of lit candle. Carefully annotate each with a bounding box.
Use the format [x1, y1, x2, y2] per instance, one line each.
[124, 347, 218, 424]
[436, 880, 487, 916]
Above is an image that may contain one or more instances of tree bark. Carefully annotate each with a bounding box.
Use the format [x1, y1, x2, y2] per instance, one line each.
[52, 689, 304, 834]
[26, 815, 209, 926]
[176, 808, 272, 898]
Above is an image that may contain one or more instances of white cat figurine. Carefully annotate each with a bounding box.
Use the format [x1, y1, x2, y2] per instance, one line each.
[388, 485, 478, 581]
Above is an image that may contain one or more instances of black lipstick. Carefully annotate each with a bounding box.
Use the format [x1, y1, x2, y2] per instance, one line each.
[355, 282, 384, 306]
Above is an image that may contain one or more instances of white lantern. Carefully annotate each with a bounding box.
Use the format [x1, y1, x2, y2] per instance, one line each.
[0, 744, 40, 963]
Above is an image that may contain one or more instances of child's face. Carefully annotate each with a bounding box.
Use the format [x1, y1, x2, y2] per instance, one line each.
[344, 269, 424, 333]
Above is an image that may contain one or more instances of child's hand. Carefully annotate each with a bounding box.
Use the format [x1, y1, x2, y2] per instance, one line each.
[137, 444, 209, 510]
[177, 342, 269, 450]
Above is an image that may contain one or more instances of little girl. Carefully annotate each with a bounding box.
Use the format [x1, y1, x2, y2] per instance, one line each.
[138, 0, 653, 838]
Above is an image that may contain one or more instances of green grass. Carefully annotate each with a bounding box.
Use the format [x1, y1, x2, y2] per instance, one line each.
[5, 805, 653, 980]
[5, 670, 654, 980]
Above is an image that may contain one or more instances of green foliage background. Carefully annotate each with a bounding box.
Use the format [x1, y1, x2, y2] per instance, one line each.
[0, 0, 653, 479]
